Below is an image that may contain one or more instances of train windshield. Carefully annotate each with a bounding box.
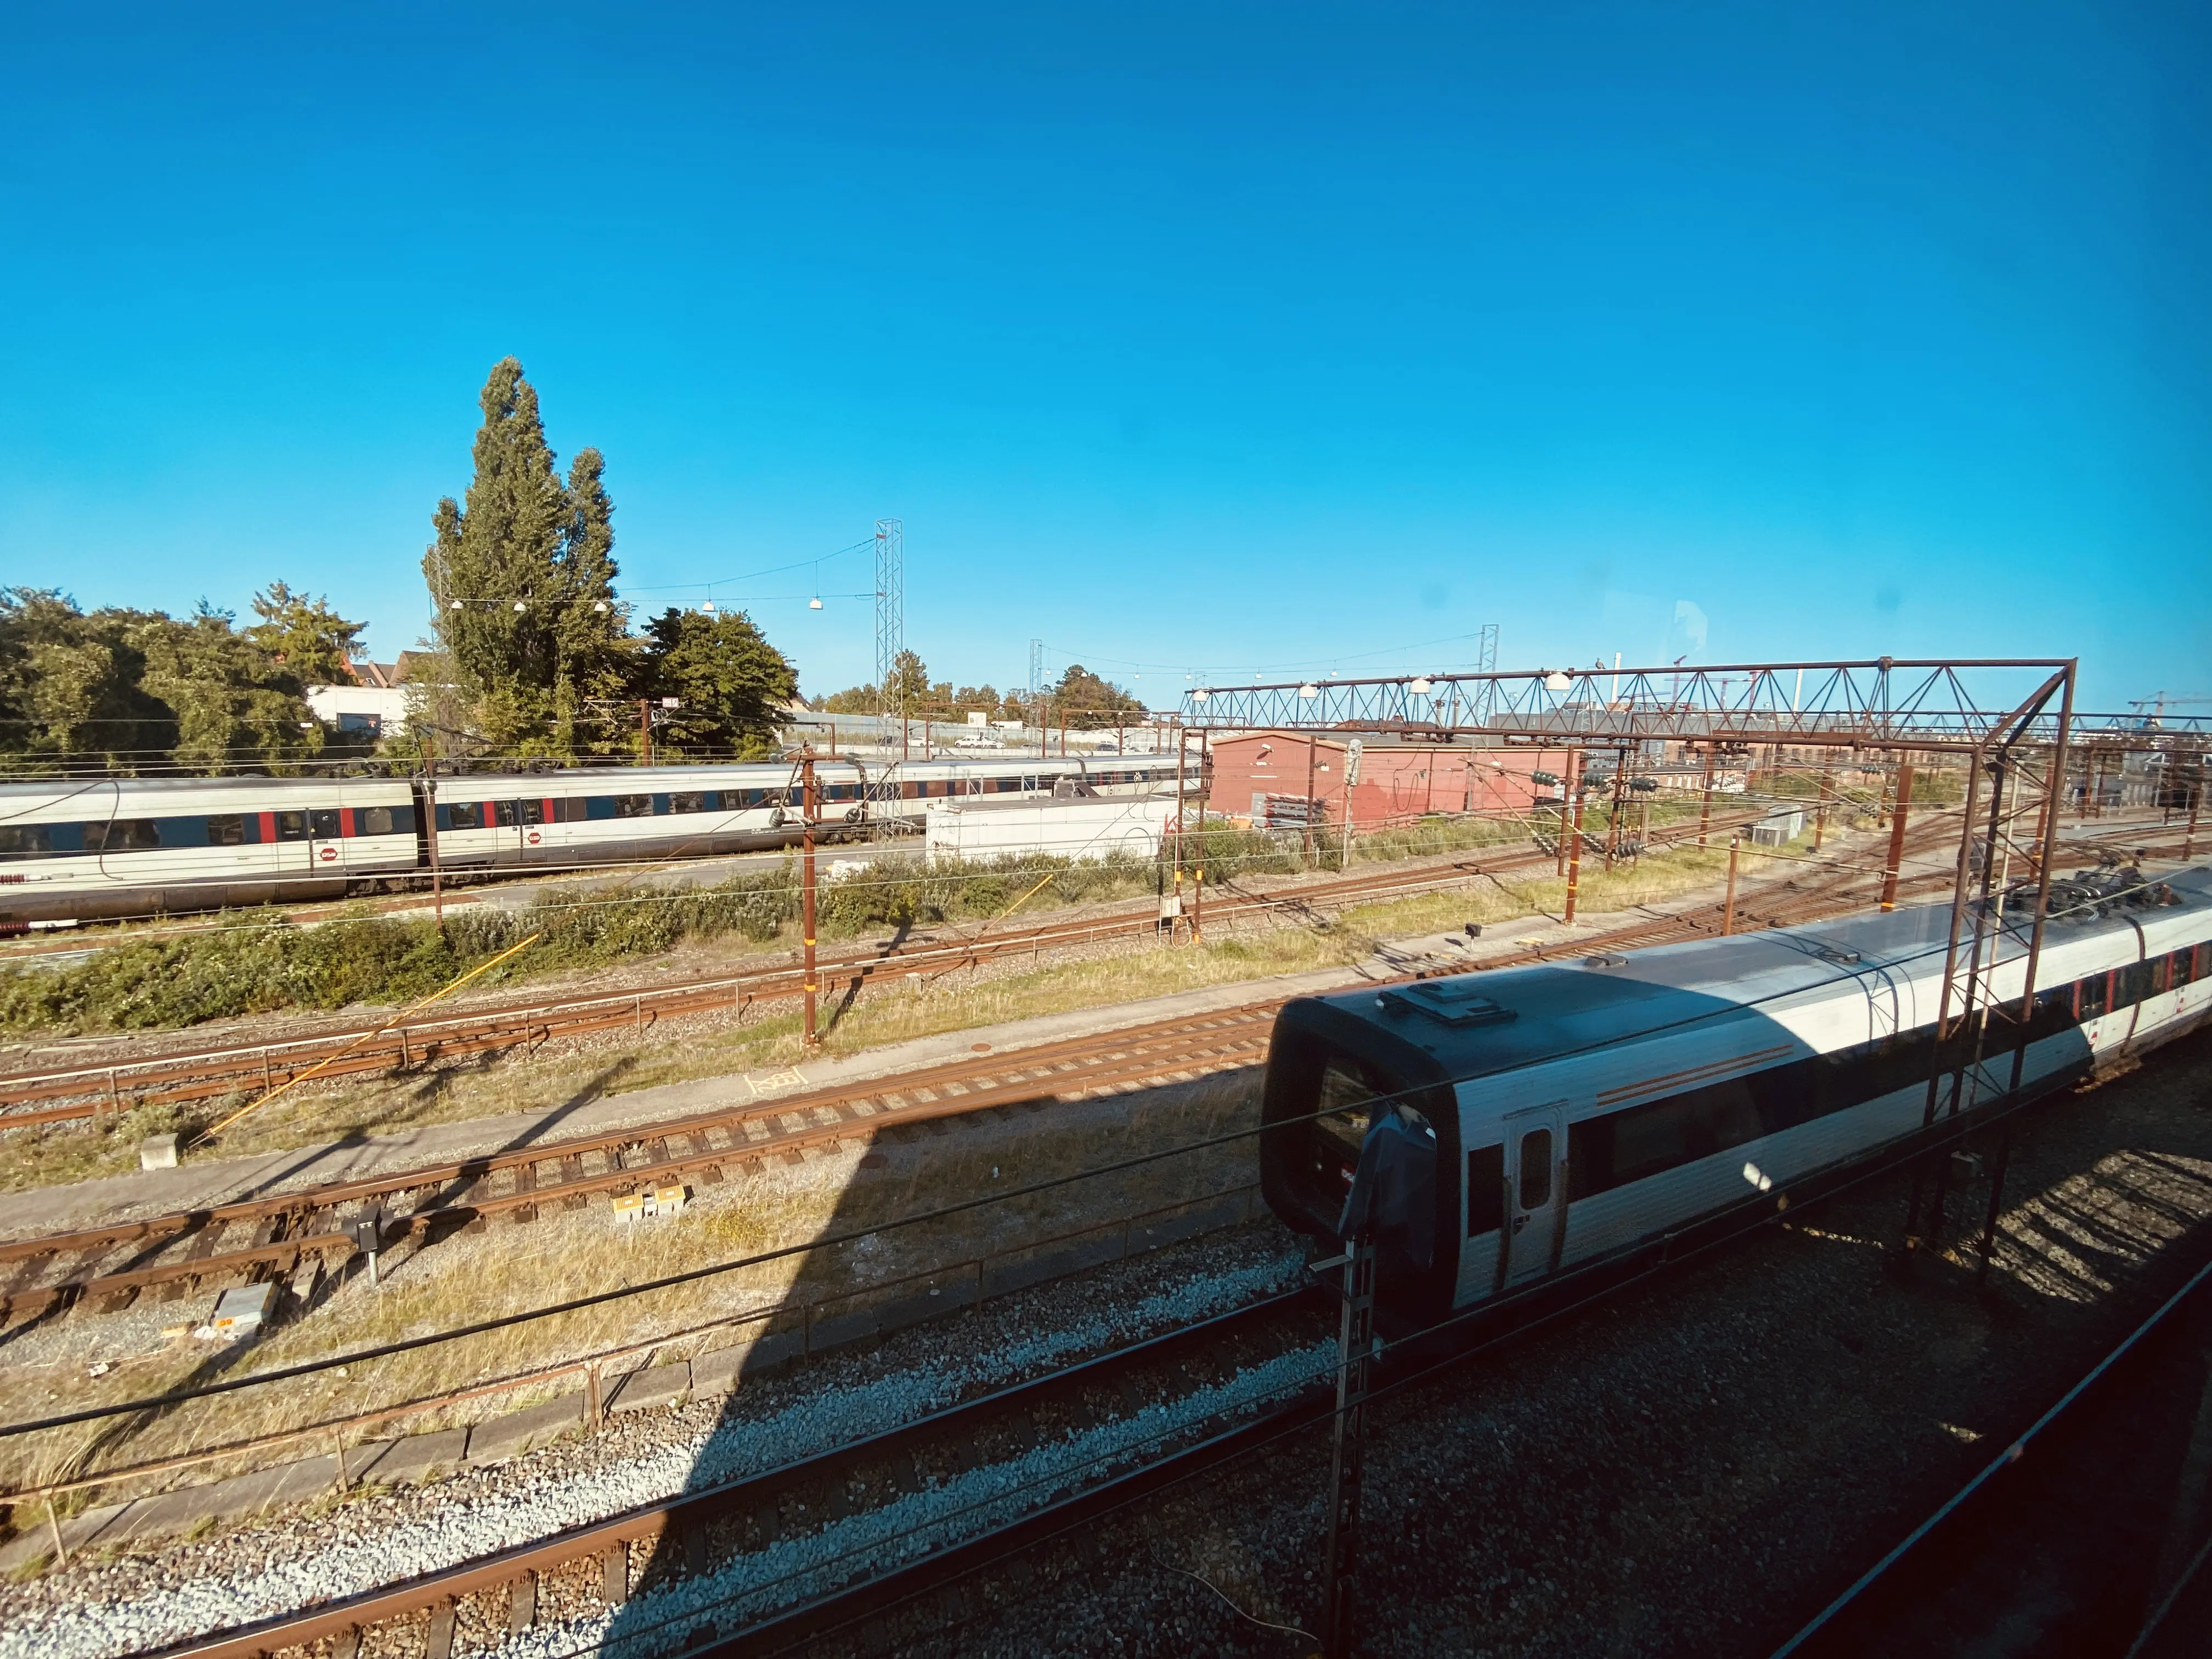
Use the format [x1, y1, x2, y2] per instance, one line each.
[1297, 1054, 1387, 1223]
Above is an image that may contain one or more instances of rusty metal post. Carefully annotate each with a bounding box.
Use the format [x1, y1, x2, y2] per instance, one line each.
[1564, 754, 1587, 925]
[2186, 763, 2202, 860]
[639, 699, 651, 767]
[1305, 731, 1321, 860]
[1722, 834, 1741, 935]
[1696, 748, 1716, 848]
[1173, 723, 1187, 875]
[1879, 761, 1915, 911]
[801, 758, 819, 1047]
[423, 774, 444, 929]
[1605, 746, 1627, 871]
[1812, 760, 1829, 852]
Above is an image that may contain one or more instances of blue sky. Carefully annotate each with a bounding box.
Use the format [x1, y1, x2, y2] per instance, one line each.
[2, 3, 2206, 711]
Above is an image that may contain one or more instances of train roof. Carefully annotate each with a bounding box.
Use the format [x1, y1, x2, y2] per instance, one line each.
[1289, 863, 2212, 1082]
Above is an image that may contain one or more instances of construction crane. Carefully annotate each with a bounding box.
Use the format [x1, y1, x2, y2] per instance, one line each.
[2128, 692, 2212, 725]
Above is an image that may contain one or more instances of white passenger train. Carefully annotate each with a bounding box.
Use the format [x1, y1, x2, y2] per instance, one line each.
[1260, 864, 2212, 1328]
[0, 753, 1177, 927]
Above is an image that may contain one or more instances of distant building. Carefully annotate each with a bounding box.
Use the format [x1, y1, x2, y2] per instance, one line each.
[305, 657, 419, 737]
[1204, 732, 1576, 828]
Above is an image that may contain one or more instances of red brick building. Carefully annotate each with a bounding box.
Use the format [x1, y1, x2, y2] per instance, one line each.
[1204, 732, 1574, 828]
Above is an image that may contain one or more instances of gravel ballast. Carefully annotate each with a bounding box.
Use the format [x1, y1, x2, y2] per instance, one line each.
[863, 1029, 2212, 1659]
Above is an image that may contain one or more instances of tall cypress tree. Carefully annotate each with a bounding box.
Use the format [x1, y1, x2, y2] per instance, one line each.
[424, 360, 628, 755]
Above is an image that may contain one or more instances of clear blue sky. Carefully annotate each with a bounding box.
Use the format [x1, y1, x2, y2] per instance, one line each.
[3, 3, 2206, 712]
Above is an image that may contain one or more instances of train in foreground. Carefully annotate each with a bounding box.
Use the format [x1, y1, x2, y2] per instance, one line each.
[0, 753, 1177, 927]
[1260, 862, 2212, 1330]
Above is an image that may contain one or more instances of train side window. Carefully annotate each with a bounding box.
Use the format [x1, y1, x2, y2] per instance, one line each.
[2174, 949, 2198, 991]
[0, 825, 54, 858]
[206, 814, 248, 845]
[309, 809, 340, 838]
[1517, 1129, 1553, 1209]
[84, 819, 162, 852]
[2118, 962, 2156, 1007]
[357, 805, 404, 837]
[2080, 972, 2111, 1018]
[667, 792, 704, 815]
[614, 795, 655, 819]
[1467, 1144, 1505, 1237]
[441, 803, 483, 831]
[493, 800, 518, 827]
[2198, 943, 2212, 981]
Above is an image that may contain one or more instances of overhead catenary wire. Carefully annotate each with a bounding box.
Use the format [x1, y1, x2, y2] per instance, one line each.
[0, 862, 2140, 1447]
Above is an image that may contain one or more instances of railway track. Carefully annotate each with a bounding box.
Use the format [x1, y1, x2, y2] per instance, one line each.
[8, 816, 2186, 1654]
[2, 810, 2184, 1333]
[0, 814, 1772, 1126]
[122, 943, 2111, 1659]
[0, 815, 1957, 1331]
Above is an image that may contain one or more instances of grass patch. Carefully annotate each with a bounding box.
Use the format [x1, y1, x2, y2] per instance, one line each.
[0, 828, 1821, 1192]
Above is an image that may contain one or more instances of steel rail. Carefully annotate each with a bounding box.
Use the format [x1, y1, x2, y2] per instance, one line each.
[64, 826, 2111, 1658]
[0, 812, 1773, 1121]
[132, 1289, 1324, 1659]
[0, 821, 1944, 1326]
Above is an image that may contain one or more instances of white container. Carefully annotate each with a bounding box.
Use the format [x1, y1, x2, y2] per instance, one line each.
[924, 794, 1176, 865]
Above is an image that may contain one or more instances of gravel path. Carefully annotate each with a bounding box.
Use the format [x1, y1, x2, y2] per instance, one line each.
[870, 1028, 2212, 1659]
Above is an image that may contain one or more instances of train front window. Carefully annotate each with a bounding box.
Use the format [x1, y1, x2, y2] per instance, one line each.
[1305, 1057, 1382, 1210]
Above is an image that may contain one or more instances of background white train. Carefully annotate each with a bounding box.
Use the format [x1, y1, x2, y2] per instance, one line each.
[0, 754, 1178, 927]
[1261, 863, 2212, 1329]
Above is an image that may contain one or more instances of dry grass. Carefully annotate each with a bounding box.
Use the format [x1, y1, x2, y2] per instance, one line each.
[0, 1074, 1260, 1499]
[0, 830, 1831, 1193]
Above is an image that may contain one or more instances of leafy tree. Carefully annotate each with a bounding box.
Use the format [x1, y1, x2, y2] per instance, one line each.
[639, 607, 798, 758]
[423, 359, 631, 756]
[0, 590, 175, 771]
[245, 582, 365, 684]
[1046, 664, 1146, 729]
[136, 602, 323, 773]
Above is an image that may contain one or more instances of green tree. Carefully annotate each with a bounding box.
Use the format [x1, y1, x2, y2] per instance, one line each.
[423, 359, 631, 757]
[639, 607, 798, 758]
[885, 648, 930, 712]
[0, 590, 176, 772]
[245, 582, 365, 684]
[1046, 664, 1146, 729]
[134, 603, 321, 773]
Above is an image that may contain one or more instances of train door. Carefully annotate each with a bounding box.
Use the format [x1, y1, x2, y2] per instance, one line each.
[1502, 1103, 1567, 1286]
[307, 808, 344, 877]
[493, 798, 547, 866]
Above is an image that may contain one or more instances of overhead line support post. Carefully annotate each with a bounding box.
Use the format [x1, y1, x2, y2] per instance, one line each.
[639, 699, 652, 767]
[1722, 834, 1741, 935]
[1564, 751, 1587, 926]
[1305, 730, 1321, 861]
[1879, 761, 1915, 911]
[2186, 760, 2202, 861]
[1321, 1233, 1376, 1659]
[1697, 748, 1716, 848]
[801, 756, 819, 1047]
